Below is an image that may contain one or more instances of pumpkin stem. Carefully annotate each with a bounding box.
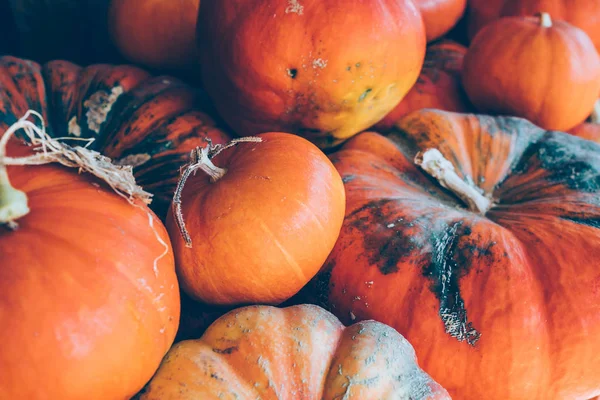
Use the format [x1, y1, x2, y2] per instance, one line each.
[172, 136, 263, 248]
[539, 12, 552, 28]
[590, 99, 600, 124]
[415, 149, 492, 214]
[0, 110, 152, 228]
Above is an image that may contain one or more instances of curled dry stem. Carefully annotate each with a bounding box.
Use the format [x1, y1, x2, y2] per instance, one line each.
[172, 136, 263, 248]
[0, 110, 152, 227]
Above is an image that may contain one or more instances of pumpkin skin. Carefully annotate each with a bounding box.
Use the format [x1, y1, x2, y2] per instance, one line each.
[0, 141, 180, 398]
[166, 132, 346, 306]
[137, 304, 450, 400]
[109, 0, 200, 70]
[375, 40, 470, 131]
[197, 0, 426, 148]
[467, 0, 600, 52]
[462, 14, 600, 132]
[414, 0, 467, 42]
[311, 109, 600, 399]
[0, 56, 231, 218]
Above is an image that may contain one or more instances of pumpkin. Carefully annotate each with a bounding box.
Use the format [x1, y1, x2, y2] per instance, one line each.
[165, 132, 346, 306]
[309, 109, 600, 399]
[375, 40, 470, 131]
[414, 0, 467, 42]
[467, 0, 600, 52]
[0, 118, 180, 398]
[109, 0, 200, 70]
[462, 13, 600, 132]
[137, 304, 450, 399]
[197, 0, 426, 148]
[0, 55, 231, 218]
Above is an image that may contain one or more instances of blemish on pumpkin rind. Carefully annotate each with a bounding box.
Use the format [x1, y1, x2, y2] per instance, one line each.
[425, 221, 482, 346]
[83, 85, 124, 134]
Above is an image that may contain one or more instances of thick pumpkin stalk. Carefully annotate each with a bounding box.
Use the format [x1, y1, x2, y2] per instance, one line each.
[0, 110, 152, 229]
[415, 149, 492, 214]
[172, 137, 262, 247]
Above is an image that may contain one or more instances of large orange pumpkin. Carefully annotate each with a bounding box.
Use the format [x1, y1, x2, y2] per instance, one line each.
[0, 56, 231, 217]
[137, 304, 450, 399]
[197, 0, 426, 148]
[109, 0, 200, 70]
[166, 132, 346, 306]
[467, 0, 600, 52]
[414, 0, 467, 42]
[309, 109, 600, 399]
[462, 13, 600, 132]
[375, 40, 470, 131]
[0, 125, 180, 398]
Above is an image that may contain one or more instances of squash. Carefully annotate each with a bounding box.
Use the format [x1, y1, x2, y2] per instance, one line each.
[375, 40, 470, 131]
[0, 56, 231, 218]
[197, 0, 426, 148]
[310, 109, 600, 399]
[166, 132, 346, 306]
[137, 304, 450, 399]
[108, 0, 200, 70]
[414, 0, 467, 42]
[0, 115, 179, 398]
[462, 13, 600, 132]
[467, 0, 600, 52]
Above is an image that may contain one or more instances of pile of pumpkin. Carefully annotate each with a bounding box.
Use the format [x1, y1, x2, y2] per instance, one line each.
[1, 0, 600, 399]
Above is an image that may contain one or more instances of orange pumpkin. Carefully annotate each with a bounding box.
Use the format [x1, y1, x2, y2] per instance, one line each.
[109, 0, 200, 70]
[166, 132, 346, 306]
[375, 40, 470, 131]
[0, 126, 180, 398]
[462, 13, 600, 131]
[467, 0, 600, 52]
[310, 109, 600, 399]
[0, 56, 231, 217]
[414, 0, 467, 42]
[137, 304, 450, 399]
[197, 0, 426, 148]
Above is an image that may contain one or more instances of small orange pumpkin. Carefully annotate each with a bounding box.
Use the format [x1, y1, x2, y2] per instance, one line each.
[462, 13, 600, 131]
[569, 102, 600, 143]
[166, 132, 346, 306]
[137, 304, 450, 400]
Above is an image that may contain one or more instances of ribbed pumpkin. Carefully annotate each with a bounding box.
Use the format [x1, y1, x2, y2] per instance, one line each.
[462, 13, 600, 132]
[137, 304, 450, 400]
[197, 0, 426, 148]
[109, 0, 200, 70]
[310, 109, 600, 399]
[0, 56, 230, 217]
[375, 40, 469, 131]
